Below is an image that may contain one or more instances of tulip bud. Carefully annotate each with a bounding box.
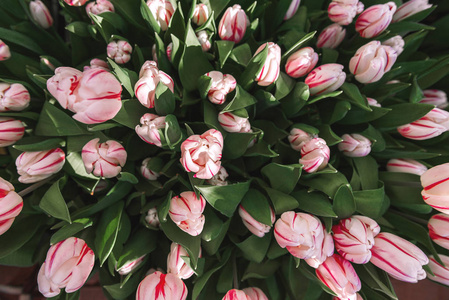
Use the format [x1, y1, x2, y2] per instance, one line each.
[146, 0, 175, 31]
[239, 205, 275, 238]
[218, 112, 251, 133]
[421, 163, 449, 214]
[222, 289, 250, 300]
[284, 0, 301, 20]
[63, 0, 88, 6]
[355, 2, 397, 38]
[180, 129, 223, 180]
[316, 254, 361, 300]
[420, 90, 448, 109]
[328, 0, 364, 26]
[382, 35, 405, 56]
[367, 97, 381, 107]
[137, 271, 188, 300]
[0, 40, 10, 61]
[192, 4, 209, 26]
[300, 138, 330, 173]
[135, 113, 166, 147]
[397, 108, 449, 140]
[338, 134, 372, 157]
[82, 138, 127, 178]
[167, 243, 201, 279]
[393, 0, 432, 22]
[16, 148, 65, 184]
[83, 58, 109, 71]
[254, 42, 282, 86]
[166, 43, 173, 61]
[218, 5, 249, 44]
[30, 0, 53, 29]
[305, 64, 346, 95]
[242, 287, 269, 300]
[0, 177, 23, 236]
[0, 117, 25, 147]
[169, 191, 206, 236]
[332, 216, 380, 264]
[141, 157, 161, 180]
[334, 293, 364, 300]
[206, 166, 229, 186]
[145, 207, 160, 228]
[370, 232, 428, 283]
[288, 128, 314, 151]
[204, 71, 236, 105]
[0, 83, 30, 112]
[386, 158, 427, 175]
[317, 23, 346, 49]
[196, 31, 211, 52]
[107, 40, 132, 64]
[428, 214, 449, 250]
[37, 237, 95, 298]
[426, 255, 449, 286]
[285, 47, 318, 78]
[116, 255, 145, 275]
[135, 61, 174, 108]
[86, 0, 114, 15]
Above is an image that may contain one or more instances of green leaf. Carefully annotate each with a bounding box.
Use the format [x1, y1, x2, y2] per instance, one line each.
[201, 206, 224, 242]
[161, 114, 183, 150]
[117, 172, 139, 184]
[242, 260, 281, 281]
[361, 125, 386, 152]
[66, 22, 90, 37]
[275, 72, 295, 101]
[155, 82, 175, 115]
[230, 43, 252, 66]
[338, 106, 391, 125]
[113, 99, 143, 129]
[65, 152, 99, 180]
[222, 131, 258, 159]
[239, 42, 269, 89]
[216, 40, 234, 68]
[339, 83, 371, 111]
[281, 31, 316, 62]
[222, 85, 258, 112]
[409, 75, 423, 103]
[291, 190, 337, 218]
[371, 103, 434, 128]
[198, 75, 213, 100]
[321, 47, 339, 64]
[140, 0, 160, 33]
[244, 140, 279, 158]
[318, 124, 343, 146]
[354, 182, 388, 220]
[13, 137, 65, 152]
[264, 187, 299, 214]
[300, 171, 349, 198]
[0, 27, 44, 54]
[281, 82, 310, 118]
[103, 270, 143, 300]
[89, 13, 115, 42]
[0, 111, 40, 121]
[107, 58, 138, 97]
[202, 218, 231, 256]
[354, 263, 398, 300]
[241, 189, 273, 226]
[261, 163, 302, 194]
[351, 156, 379, 191]
[308, 90, 343, 104]
[40, 178, 71, 223]
[234, 234, 271, 263]
[387, 21, 434, 35]
[116, 229, 157, 269]
[333, 184, 356, 219]
[50, 218, 93, 245]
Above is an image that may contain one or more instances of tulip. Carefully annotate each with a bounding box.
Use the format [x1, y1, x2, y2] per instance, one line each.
[204, 71, 236, 105]
[242, 287, 269, 300]
[338, 134, 372, 157]
[317, 24, 346, 49]
[284, 0, 301, 20]
[370, 232, 428, 283]
[83, 58, 109, 71]
[349, 41, 397, 84]
[333, 294, 364, 300]
[426, 255, 449, 286]
[367, 97, 381, 107]
[218, 112, 251, 133]
[218, 5, 249, 44]
[285, 47, 318, 78]
[16, 148, 65, 184]
[30, 0, 53, 29]
[192, 4, 209, 26]
[238, 205, 275, 238]
[116, 255, 145, 275]
[332, 216, 380, 264]
[86, 0, 114, 15]
[166, 43, 173, 61]
[420, 90, 448, 109]
[206, 166, 229, 186]
[254, 42, 282, 86]
[63, 0, 88, 6]
[393, 0, 432, 22]
[299, 138, 330, 173]
[180, 129, 223, 179]
[169, 191, 206, 236]
[37, 237, 95, 297]
[135, 113, 166, 147]
[145, 207, 160, 228]
[107, 40, 132, 64]
[316, 254, 361, 300]
[428, 214, 449, 250]
[355, 2, 397, 38]
[421, 163, 449, 214]
[81, 138, 127, 178]
[386, 158, 427, 176]
[146, 0, 175, 31]
[305, 64, 346, 95]
[0, 117, 25, 147]
[328, 0, 364, 26]
[0, 177, 23, 236]
[288, 128, 314, 151]
[47, 67, 83, 109]
[196, 31, 211, 52]
[167, 243, 201, 279]
[0, 83, 30, 112]
[222, 289, 250, 300]
[382, 35, 405, 56]
[141, 157, 161, 180]
[137, 271, 188, 300]
[0, 40, 10, 61]
[397, 108, 449, 140]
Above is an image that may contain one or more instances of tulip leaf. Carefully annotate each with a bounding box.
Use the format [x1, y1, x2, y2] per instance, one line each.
[65, 152, 99, 180]
[239, 43, 269, 89]
[139, 0, 161, 33]
[222, 131, 258, 159]
[318, 124, 343, 146]
[155, 82, 176, 115]
[108, 0, 146, 30]
[261, 163, 302, 194]
[241, 188, 273, 226]
[216, 40, 234, 68]
[113, 99, 143, 129]
[0, 27, 44, 54]
[198, 75, 213, 99]
[371, 103, 434, 128]
[0, 111, 40, 120]
[292, 189, 338, 218]
[107, 58, 138, 97]
[353, 182, 389, 220]
[201, 206, 224, 242]
[50, 218, 94, 245]
[333, 184, 356, 219]
[308, 90, 343, 104]
[338, 106, 391, 125]
[230, 43, 253, 66]
[264, 187, 299, 214]
[242, 259, 281, 281]
[13, 137, 65, 152]
[244, 140, 279, 158]
[234, 233, 272, 263]
[103, 270, 144, 300]
[388, 21, 434, 36]
[353, 263, 398, 300]
[161, 114, 183, 150]
[300, 171, 349, 198]
[117, 172, 139, 184]
[115, 228, 157, 270]
[275, 72, 295, 101]
[202, 218, 231, 256]
[222, 85, 258, 113]
[39, 177, 72, 224]
[281, 31, 316, 62]
[281, 82, 310, 118]
[339, 83, 371, 111]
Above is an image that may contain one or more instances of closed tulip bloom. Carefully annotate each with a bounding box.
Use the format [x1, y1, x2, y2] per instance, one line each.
[141, 157, 160, 180]
[206, 166, 229, 186]
[192, 4, 209, 26]
[167, 243, 201, 279]
[146, 0, 175, 31]
[136, 271, 188, 300]
[63, 0, 88, 6]
[48, 68, 84, 103]
[16, 148, 65, 184]
[86, 0, 114, 15]
[196, 31, 211, 52]
[242, 287, 269, 300]
[338, 134, 372, 157]
[145, 207, 160, 228]
[288, 128, 314, 151]
[82, 138, 127, 178]
[0, 83, 30, 112]
[166, 43, 173, 61]
[135, 113, 166, 147]
[222, 289, 250, 300]
[239, 205, 275, 238]
[205, 71, 236, 105]
[328, 0, 364, 26]
[420, 90, 448, 109]
[107, 40, 132, 64]
[116, 255, 145, 275]
[334, 293, 364, 300]
[367, 97, 381, 107]
[428, 214, 449, 250]
[135, 61, 174, 108]
[218, 112, 251, 133]
[180, 129, 223, 179]
[333, 216, 380, 264]
[305, 64, 346, 95]
[218, 5, 249, 43]
[30, 0, 53, 29]
[37, 237, 95, 297]
[386, 158, 427, 175]
[285, 47, 318, 78]
[316, 254, 361, 300]
[317, 24, 346, 49]
[0, 117, 25, 147]
[370, 232, 428, 283]
[393, 0, 432, 22]
[382, 35, 405, 55]
[355, 2, 396, 38]
[83, 58, 109, 71]
[169, 191, 206, 236]
[0, 40, 10, 61]
[300, 138, 330, 173]
[421, 163, 449, 214]
[426, 255, 449, 286]
[284, 0, 301, 20]
[254, 42, 281, 86]
[0, 177, 23, 236]
[397, 108, 449, 140]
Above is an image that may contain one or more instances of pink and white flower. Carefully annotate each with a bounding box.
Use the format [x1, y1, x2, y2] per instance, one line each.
[316, 23, 346, 49]
[192, 4, 209, 26]
[426, 255, 449, 286]
[107, 40, 132, 64]
[242, 287, 269, 300]
[135, 113, 166, 147]
[218, 112, 251, 133]
[0, 83, 30, 112]
[83, 58, 109, 71]
[218, 5, 249, 44]
[16, 148, 65, 184]
[397, 108, 449, 140]
[206, 166, 229, 186]
[145, 207, 160, 228]
[141, 157, 161, 180]
[285, 47, 319, 78]
[305, 64, 346, 95]
[300, 138, 330, 173]
[0, 40, 10, 61]
[386, 158, 427, 175]
[167, 243, 201, 279]
[328, 0, 364, 25]
[367, 97, 381, 107]
[222, 289, 250, 300]
[284, 0, 301, 20]
[63, 0, 88, 6]
[239, 205, 275, 238]
[428, 214, 449, 250]
[116, 255, 146, 275]
[169, 191, 206, 236]
[135, 61, 174, 108]
[393, 0, 432, 22]
[81, 138, 127, 178]
[86, 0, 114, 15]
[0, 117, 25, 147]
[382, 35, 405, 56]
[204, 71, 236, 105]
[421, 163, 449, 214]
[0, 177, 23, 236]
[288, 128, 314, 151]
[338, 134, 372, 157]
[146, 0, 175, 31]
[355, 2, 397, 38]
[197, 31, 211, 52]
[254, 42, 282, 86]
[136, 271, 187, 300]
[420, 90, 448, 109]
[30, 0, 53, 29]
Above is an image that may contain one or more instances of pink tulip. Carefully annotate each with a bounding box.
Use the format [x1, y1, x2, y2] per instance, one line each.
[0, 177, 23, 236]
[169, 191, 206, 236]
[355, 2, 396, 38]
[146, 0, 175, 31]
[254, 42, 281, 86]
[167, 243, 201, 279]
[428, 214, 449, 250]
[382, 35, 405, 56]
[316, 254, 361, 300]
[0, 40, 10, 61]
[0, 83, 30, 112]
[37, 237, 95, 297]
[386, 158, 427, 175]
[299, 138, 330, 173]
[204, 71, 236, 105]
[332, 216, 380, 264]
[333, 293, 364, 300]
[218, 112, 251, 133]
[63, 0, 88, 6]
[180, 129, 223, 180]
[238, 205, 275, 238]
[116, 255, 146, 275]
[196, 31, 211, 52]
[222, 289, 250, 300]
[86, 0, 114, 15]
[420, 90, 448, 109]
[206, 166, 229, 186]
[135, 113, 166, 147]
[288, 128, 314, 151]
[30, 0, 53, 29]
[218, 5, 249, 44]
[397, 108, 449, 140]
[83, 58, 109, 71]
[81, 138, 127, 178]
[192, 4, 209, 26]
[393, 0, 432, 22]
[145, 207, 160, 228]
[284, 0, 301, 20]
[426, 255, 449, 286]
[47, 67, 83, 109]
[141, 157, 161, 180]
[242, 287, 269, 300]
[421, 163, 449, 214]
[367, 97, 381, 107]
[0, 117, 25, 147]
[166, 43, 173, 61]
[328, 0, 364, 25]
[107, 40, 132, 64]
[16, 148, 65, 184]
[285, 47, 318, 78]
[305, 64, 346, 95]
[317, 23, 346, 49]
[338, 134, 372, 157]
[136, 271, 188, 300]
[370, 232, 428, 283]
